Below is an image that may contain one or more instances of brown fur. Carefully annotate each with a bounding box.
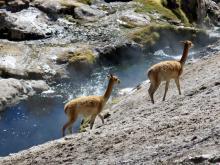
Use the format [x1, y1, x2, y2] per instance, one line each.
[147, 40, 193, 104]
[62, 74, 120, 137]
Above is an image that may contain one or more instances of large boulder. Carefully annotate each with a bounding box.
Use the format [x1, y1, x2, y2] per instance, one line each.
[0, 78, 49, 110]
[0, 7, 53, 40]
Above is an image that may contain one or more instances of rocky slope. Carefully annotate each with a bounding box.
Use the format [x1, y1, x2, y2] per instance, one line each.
[0, 0, 220, 110]
[0, 40, 220, 164]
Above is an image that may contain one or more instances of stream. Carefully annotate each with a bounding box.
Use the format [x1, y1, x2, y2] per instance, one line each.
[0, 41, 217, 156]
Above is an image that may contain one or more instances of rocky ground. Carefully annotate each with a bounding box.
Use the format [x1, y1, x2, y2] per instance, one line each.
[0, 40, 219, 164]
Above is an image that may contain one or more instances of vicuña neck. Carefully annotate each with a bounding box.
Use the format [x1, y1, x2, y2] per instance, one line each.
[179, 44, 189, 65]
[103, 79, 114, 102]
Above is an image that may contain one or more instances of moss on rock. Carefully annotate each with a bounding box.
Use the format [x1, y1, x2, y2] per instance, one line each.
[135, 0, 179, 21]
[128, 23, 208, 50]
[68, 49, 95, 65]
[135, 0, 190, 25]
[57, 48, 96, 65]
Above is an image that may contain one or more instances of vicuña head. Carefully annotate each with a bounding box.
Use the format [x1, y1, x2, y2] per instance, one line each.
[147, 40, 193, 104]
[62, 74, 120, 137]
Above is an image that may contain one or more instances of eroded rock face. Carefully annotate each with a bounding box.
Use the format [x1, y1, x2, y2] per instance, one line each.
[0, 78, 49, 110]
[207, 0, 220, 25]
[181, 0, 220, 26]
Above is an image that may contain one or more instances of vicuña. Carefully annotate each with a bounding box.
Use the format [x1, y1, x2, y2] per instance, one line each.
[62, 74, 120, 136]
[147, 40, 193, 104]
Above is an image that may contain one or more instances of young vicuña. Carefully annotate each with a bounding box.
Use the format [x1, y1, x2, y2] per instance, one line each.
[62, 74, 120, 136]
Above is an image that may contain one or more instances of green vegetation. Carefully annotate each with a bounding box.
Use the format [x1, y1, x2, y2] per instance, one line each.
[128, 23, 206, 48]
[77, 0, 92, 5]
[111, 98, 121, 105]
[80, 117, 91, 133]
[79, 97, 121, 132]
[135, 0, 179, 21]
[68, 49, 95, 65]
[60, 0, 84, 7]
[135, 0, 190, 25]
[171, 8, 189, 25]
[128, 24, 161, 46]
[178, 0, 197, 23]
[161, 0, 189, 25]
[56, 48, 96, 67]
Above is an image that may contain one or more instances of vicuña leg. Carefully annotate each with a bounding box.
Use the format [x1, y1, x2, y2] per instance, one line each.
[62, 114, 77, 137]
[148, 81, 161, 104]
[98, 114, 104, 124]
[67, 125, 73, 135]
[90, 114, 97, 129]
[163, 80, 170, 101]
[175, 78, 181, 95]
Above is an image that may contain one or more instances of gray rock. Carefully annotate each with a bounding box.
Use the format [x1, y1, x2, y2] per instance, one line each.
[0, 7, 53, 40]
[0, 78, 49, 110]
[0, 41, 68, 81]
[32, 0, 84, 15]
[118, 10, 151, 27]
[74, 4, 106, 21]
[181, 0, 220, 26]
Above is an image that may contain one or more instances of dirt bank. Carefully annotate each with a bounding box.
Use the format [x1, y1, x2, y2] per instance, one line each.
[0, 45, 220, 164]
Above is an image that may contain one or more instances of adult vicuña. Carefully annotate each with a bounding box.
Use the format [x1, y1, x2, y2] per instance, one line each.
[147, 40, 193, 104]
[62, 74, 120, 137]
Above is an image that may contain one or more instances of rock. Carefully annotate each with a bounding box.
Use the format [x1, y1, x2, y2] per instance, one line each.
[179, 154, 220, 164]
[118, 10, 151, 28]
[0, 7, 53, 40]
[181, 0, 220, 26]
[0, 0, 6, 7]
[32, 0, 83, 16]
[56, 46, 97, 75]
[96, 42, 143, 64]
[74, 4, 106, 21]
[6, 0, 30, 12]
[0, 78, 49, 110]
[0, 42, 68, 81]
[28, 80, 50, 93]
[207, 0, 220, 26]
